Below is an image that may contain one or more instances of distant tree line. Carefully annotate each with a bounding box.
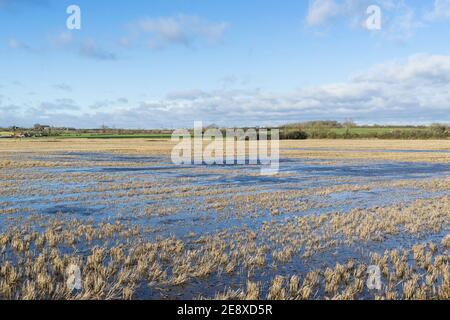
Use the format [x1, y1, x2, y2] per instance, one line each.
[2, 121, 449, 140]
[278, 121, 450, 140]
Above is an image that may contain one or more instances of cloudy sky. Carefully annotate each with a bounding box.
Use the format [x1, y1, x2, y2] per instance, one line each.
[1, 0, 450, 128]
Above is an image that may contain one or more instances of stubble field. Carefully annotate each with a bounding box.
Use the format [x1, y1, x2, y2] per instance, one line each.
[0, 139, 449, 300]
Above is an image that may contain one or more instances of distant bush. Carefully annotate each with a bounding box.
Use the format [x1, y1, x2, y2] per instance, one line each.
[308, 128, 330, 139]
[302, 127, 449, 140]
[280, 130, 308, 140]
[375, 128, 449, 140]
[283, 120, 342, 129]
[302, 120, 342, 128]
[278, 121, 449, 140]
[430, 124, 449, 137]
[326, 131, 337, 139]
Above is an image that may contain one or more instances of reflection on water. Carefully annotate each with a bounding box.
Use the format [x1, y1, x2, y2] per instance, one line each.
[2, 152, 449, 237]
[1, 151, 449, 299]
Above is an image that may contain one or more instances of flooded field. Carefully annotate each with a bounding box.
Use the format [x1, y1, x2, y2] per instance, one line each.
[0, 139, 449, 300]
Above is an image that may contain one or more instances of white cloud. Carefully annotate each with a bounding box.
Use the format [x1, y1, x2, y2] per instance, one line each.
[89, 98, 130, 110]
[39, 98, 79, 111]
[53, 83, 73, 92]
[305, 0, 423, 41]
[166, 90, 210, 101]
[306, 0, 342, 27]
[51, 31, 73, 48]
[118, 37, 131, 48]
[7, 38, 32, 51]
[125, 15, 228, 49]
[130, 54, 450, 126]
[2, 54, 450, 128]
[0, 0, 49, 9]
[354, 54, 450, 83]
[7, 32, 118, 61]
[79, 40, 117, 61]
[425, 0, 450, 20]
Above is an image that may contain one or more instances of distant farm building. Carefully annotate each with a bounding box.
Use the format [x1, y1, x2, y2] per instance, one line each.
[34, 124, 51, 131]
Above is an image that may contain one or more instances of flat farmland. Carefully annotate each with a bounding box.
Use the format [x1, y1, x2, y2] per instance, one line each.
[0, 139, 449, 300]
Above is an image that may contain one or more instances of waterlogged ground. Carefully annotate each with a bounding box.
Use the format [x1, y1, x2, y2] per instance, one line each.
[0, 139, 449, 300]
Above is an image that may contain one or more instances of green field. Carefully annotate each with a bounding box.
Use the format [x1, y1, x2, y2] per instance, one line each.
[57, 128, 404, 139]
[280, 125, 448, 139]
[6, 125, 448, 140]
[316, 127, 429, 134]
[55, 133, 172, 139]
[282, 127, 429, 134]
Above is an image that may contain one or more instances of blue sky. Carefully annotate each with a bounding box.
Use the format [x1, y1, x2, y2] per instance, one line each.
[1, 0, 450, 128]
